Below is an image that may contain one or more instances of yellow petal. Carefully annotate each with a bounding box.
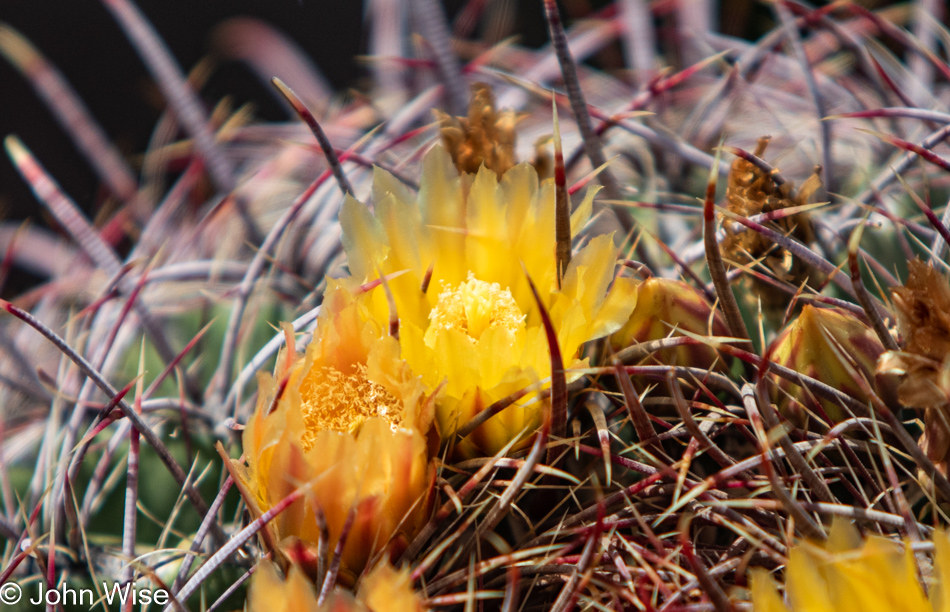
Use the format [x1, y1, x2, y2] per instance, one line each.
[589, 276, 638, 339]
[750, 569, 788, 612]
[569, 184, 600, 236]
[375, 193, 424, 281]
[786, 547, 833, 612]
[419, 145, 466, 286]
[341, 194, 389, 282]
[432, 327, 480, 397]
[775, 522, 936, 612]
[826, 517, 862, 553]
[248, 562, 288, 611]
[500, 162, 538, 244]
[286, 565, 322, 611]
[372, 165, 414, 209]
[359, 561, 428, 612]
[932, 530, 950, 612]
[465, 166, 509, 285]
[476, 324, 526, 390]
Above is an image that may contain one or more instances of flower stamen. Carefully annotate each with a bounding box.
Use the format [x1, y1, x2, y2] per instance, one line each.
[425, 273, 525, 344]
[299, 364, 402, 448]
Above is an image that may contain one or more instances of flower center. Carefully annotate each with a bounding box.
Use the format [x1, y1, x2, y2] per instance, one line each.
[299, 364, 402, 450]
[425, 273, 525, 345]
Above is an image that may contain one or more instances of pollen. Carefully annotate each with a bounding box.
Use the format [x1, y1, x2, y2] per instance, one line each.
[425, 273, 525, 345]
[299, 364, 402, 450]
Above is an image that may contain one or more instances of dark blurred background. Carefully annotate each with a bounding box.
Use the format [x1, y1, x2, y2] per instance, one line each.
[0, 0, 908, 298]
[0, 0, 547, 227]
[0, 0, 802, 225]
[0, 1, 365, 223]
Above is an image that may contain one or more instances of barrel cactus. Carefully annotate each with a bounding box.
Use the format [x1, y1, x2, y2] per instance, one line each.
[0, 1, 948, 611]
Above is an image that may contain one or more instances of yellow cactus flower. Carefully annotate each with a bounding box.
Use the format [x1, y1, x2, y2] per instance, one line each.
[247, 562, 321, 612]
[358, 560, 428, 612]
[751, 521, 950, 612]
[609, 277, 729, 371]
[770, 305, 884, 424]
[340, 145, 637, 457]
[234, 285, 434, 582]
[247, 560, 428, 612]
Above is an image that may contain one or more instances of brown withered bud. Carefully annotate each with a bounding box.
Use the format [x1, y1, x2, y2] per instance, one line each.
[722, 136, 822, 319]
[886, 258, 950, 407]
[435, 82, 520, 177]
[877, 258, 950, 475]
[531, 135, 553, 181]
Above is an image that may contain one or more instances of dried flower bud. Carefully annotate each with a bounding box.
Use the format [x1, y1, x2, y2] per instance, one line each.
[435, 82, 519, 177]
[723, 136, 821, 318]
[771, 305, 884, 424]
[877, 258, 950, 475]
[881, 258, 950, 408]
